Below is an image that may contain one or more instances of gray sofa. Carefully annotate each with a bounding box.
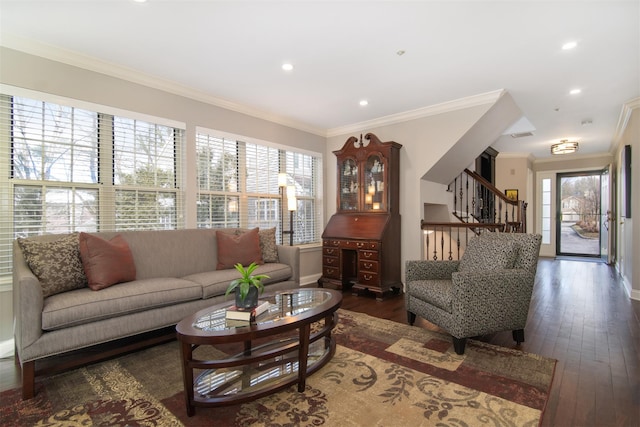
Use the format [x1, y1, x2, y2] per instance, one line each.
[13, 228, 300, 399]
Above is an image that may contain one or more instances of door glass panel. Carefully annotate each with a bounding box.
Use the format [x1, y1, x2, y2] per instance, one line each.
[557, 172, 601, 256]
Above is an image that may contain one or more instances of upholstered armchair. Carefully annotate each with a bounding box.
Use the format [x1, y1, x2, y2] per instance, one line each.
[405, 233, 542, 355]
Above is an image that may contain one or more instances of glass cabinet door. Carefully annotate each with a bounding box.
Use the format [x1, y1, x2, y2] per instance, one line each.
[364, 154, 385, 211]
[339, 158, 358, 211]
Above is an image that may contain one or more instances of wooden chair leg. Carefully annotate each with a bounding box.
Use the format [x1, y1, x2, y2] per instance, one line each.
[512, 329, 525, 344]
[21, 360, 35, 400]
[407, 311, 416, 325]
[452, 337, 467, 355]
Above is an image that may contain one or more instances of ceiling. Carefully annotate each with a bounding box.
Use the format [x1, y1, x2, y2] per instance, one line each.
[1, 0, 638, 160]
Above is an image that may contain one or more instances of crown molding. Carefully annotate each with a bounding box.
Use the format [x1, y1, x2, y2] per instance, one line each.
[611, 97, 640, 153]
[326, 89, 506, 138]
[0, 35, 510, 141]
[496, 152, 536, 163]
[0, 34, 327, 137]
[532, 151, 614, 165]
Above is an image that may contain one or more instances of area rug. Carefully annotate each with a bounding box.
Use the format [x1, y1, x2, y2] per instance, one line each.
[0, 309, 556, 426]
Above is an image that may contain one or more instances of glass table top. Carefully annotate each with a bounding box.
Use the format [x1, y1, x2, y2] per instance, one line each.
[193, 289, 335, 332]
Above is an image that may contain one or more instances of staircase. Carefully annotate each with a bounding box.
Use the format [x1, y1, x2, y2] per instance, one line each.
[421, 168, 527, 261]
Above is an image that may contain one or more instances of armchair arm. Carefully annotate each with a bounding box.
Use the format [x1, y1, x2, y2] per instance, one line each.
[449, 268, 536, 336]
[405, 260, 459, 282]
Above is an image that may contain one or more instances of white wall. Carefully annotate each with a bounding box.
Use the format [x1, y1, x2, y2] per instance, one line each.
[614, 101, 639, 299]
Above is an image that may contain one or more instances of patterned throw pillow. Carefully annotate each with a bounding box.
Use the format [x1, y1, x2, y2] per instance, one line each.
[258, 227, 279, 263]
[458, 237, 518, 272]
[17, 233, 87, 298]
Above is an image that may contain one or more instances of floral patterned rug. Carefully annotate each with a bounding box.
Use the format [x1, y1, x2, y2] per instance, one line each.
[0, 309, 555, 426]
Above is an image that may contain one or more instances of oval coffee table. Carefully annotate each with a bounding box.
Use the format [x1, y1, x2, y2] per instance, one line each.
[176, 288, 342, 416]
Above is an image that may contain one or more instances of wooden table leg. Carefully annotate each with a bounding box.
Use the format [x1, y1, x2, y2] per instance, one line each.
[297, 323, 311, 392]
[21, 360, 35, 400]
[180, 342, 195, 417]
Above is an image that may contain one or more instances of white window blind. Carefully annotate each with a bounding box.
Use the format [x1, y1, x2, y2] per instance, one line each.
[196, 129, 322, 245]
[195, 133, 240, 228]
[112, 117, 183, 230]
[0, 93, 184, 281]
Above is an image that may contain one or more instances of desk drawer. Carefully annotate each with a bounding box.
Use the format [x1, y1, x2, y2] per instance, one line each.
[358, 271, 379, 286]
[323, 256, 339, 267]
[359, 250, 378, 261]
[359, 259, 378, 273]
[323, 266, 340, 279]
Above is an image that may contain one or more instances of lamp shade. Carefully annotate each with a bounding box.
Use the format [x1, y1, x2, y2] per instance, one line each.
[278, 173, 288, 187]
[288, 195, 297, 211]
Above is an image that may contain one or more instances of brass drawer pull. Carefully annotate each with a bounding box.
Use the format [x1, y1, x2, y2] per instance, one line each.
[364, 262, 372, 269]
[364, 274, 372, 281]
[364, 252, 373, 258]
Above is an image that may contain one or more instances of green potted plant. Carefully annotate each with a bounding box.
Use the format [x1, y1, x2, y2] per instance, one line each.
[225, 262, 269, 309]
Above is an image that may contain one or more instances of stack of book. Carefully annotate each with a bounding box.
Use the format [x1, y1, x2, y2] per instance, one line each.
[225, 300, 270, 324]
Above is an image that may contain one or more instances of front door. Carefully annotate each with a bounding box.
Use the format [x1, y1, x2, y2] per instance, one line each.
[556, 171, 602, 257]
[600, 165, 615, 264]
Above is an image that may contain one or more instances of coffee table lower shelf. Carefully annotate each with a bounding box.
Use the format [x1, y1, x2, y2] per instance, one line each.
[179, 311, 338, 416]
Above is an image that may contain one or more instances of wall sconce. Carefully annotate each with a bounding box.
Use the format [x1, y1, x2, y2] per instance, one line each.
[551, 140, 579, 155]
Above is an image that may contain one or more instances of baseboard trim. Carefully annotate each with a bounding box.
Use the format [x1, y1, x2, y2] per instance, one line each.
[300, 273, 322, 288]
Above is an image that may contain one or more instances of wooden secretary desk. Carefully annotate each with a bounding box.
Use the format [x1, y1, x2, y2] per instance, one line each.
[320, 133, 402, 300]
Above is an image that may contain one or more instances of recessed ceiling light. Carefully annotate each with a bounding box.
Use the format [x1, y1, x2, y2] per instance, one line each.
[569, 88, 582, 95]
[562, 41, 578, 50]
[359, 100, 369, 106]
[281, 63, 294, 71]
[133, 0, 147, 3]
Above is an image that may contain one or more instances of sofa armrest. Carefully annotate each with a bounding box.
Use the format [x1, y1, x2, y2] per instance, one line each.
[451, 268, 536, 329]
[405, 260, 460, 282]
[12, 240, 45, 362]
[276, 245, 300, 285]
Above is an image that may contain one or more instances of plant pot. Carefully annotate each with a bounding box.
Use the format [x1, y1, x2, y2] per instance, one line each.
[235, 286, 259, 310]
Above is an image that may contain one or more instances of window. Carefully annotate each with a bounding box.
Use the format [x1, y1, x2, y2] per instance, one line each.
[541, 178, 551, 244]
[196, 128, 321, 245]
[0, 94, 184, 280]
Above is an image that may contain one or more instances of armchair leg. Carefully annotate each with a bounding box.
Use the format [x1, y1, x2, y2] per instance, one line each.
[512, 329, 525, 345]
[452, 337, 467, 355]
[407, 311, 416, 325]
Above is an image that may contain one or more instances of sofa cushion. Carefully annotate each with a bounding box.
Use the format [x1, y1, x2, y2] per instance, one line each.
[42, 277, 202, 330]
[458, 237, 518, 272]
[184, 263, 293, 299]
[79, 233, 136, 291]
[216, 227, 263, 270]
[17, 233, 87, 298]
[259, 227, 279, 263]
[408, 279, 452, 312]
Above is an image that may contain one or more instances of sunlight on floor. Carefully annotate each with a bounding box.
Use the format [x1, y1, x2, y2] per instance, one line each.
[0, 339, 14, 359]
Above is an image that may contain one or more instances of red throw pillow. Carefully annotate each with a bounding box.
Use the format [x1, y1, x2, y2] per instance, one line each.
[79, 233, 136, 291]
[216, 227, 264, 270]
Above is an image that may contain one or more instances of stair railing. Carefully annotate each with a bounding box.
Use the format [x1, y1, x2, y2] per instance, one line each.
[421, 168, 527, 261]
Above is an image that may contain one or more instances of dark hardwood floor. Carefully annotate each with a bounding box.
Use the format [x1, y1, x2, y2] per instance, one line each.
[2, 258, 639, 426]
